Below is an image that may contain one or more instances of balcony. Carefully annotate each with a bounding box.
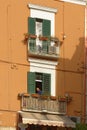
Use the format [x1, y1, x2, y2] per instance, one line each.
[26, 35, 60, 60]
[29, 45, 59, 59]
[18, 93, 67, 115]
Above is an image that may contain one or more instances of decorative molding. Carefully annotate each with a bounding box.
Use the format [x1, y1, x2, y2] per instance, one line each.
[28, 58, 58, 70]
[60, 0, 86, 5]
[28, 4, 57, 13]
[28, 58, 57, 96]
[28, 3, 58, 96]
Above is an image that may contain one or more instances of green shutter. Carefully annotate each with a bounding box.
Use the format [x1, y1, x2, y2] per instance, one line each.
[27, 72, 36, 94]
[42, 41, 48, 53]
[42, 19, 51, 37]
[42, 19, 51, 53]
[29, 39, 36, 52]
[42, 73, 51, 96]
[28, 17, 36, 52]
[28, 17, 36, 34]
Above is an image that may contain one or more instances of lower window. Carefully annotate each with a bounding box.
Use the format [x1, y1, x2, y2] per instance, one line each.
[27, 72, 51, 96]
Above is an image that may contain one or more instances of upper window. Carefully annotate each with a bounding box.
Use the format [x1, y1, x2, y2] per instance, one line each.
[28, 17, 59, 57]
[27, 72, 51, 96]
[27, 4, 58, 97]
[28, 17, 51, 54]
[28, 17, 51, 37]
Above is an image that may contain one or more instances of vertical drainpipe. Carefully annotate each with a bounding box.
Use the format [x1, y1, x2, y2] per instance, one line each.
[84, 6, 87, 123]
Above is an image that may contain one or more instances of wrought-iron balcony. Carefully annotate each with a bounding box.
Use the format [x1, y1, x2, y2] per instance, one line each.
[28, 44, 59, 59]
[18, 93, 67, 115]
[25, 34, 60, 60]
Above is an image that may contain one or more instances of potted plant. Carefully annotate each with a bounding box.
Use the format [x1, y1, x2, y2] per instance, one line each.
[50, 96, 57, 100]
[31, 93, 39, 98]
[24, 33, 37, 41]
[58, 95, 72, 102]
[58, 96, 66, 102]
[39, 35, 49, 41]
[29, 34, 37, 39]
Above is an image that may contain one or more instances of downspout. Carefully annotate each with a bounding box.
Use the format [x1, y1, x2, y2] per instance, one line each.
[84, 6, 87, 123]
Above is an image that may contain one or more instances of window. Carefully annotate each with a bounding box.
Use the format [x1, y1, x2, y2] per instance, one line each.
[27, 72, 51, 96]
[28, 17, 51, 37]
[28, 17, 51, 54]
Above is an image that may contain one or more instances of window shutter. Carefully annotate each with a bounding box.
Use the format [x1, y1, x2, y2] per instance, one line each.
[28, 17, 36, 35]
[27, 72, 36, 94]
[42, 73, 51, 96]
[29, 39, 36, 52]
[28, 17, 36, 52]
[42, 19, 51, 53]
[42, 19, 51, 37]
[42, 41, 48, 53]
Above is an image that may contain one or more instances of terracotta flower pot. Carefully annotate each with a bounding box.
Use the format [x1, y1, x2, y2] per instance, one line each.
[39, 36, 48, 41]
[29, 34, 37, 39]
[31, 93, 39, 98]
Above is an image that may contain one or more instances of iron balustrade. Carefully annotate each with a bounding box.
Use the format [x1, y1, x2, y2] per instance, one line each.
[28, 39, 60, 58]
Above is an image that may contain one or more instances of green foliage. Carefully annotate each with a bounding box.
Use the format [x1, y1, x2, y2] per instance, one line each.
[73, 123, 87, 130]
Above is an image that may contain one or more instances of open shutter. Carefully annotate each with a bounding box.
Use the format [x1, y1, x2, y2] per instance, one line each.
[27, 72, 36, 94]
[28, 17, 36, 52]
[28, 17, 36, 35]
[42, 19, 51, 53]
[42, 73, 51, 96]
[42, 19, 51, 37]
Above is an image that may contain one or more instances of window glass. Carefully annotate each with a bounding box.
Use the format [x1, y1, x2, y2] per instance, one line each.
[36, 72, 43, 80]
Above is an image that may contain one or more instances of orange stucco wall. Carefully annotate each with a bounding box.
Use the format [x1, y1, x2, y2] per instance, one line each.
[56, 2, 85, 118]
[0, 0, 85, 127]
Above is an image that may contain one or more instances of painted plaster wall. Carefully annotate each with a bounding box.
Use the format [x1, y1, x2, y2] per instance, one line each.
[56, 2, 85, 117]
[0, 0, 85, 127]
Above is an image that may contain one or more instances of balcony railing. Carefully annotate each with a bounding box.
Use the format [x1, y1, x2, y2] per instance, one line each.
[28, 39, 60, 60]
[18, 93, 67, 115]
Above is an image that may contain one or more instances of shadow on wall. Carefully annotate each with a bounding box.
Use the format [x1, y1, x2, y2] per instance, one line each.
[57, 37, 85, 73]
[56, 36, 85, 118]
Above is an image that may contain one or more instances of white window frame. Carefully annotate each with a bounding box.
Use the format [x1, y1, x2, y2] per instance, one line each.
[28, 4, 57, 36]
[28, 4, 58, 96]
[60, 0, 86, 5]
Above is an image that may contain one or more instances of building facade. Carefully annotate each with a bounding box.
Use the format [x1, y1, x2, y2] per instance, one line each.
[0, 0, 86, 130]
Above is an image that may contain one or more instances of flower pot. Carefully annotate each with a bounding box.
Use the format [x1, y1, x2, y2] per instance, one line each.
[39, 36, 48, 41]
[29, 34, 37, 39]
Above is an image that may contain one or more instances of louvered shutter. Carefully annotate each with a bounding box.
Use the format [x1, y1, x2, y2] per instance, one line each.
[28, 17, 35, 35]
[42, 73, 51, 96]
[42, 19, 51, 53]
[27, 72, 36, 94]
[28, 17, 36, 52]
[42, 19, 51, 37]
